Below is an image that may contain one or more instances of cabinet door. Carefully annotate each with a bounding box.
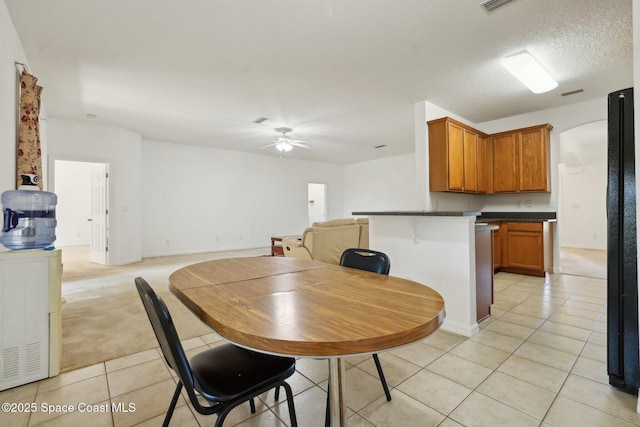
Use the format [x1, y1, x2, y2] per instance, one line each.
[477, 135, 488, 194]
[518, 127, 549, 192]
[463, 129, 478, 192]
[492, 132, 518, 193]
[504, 223, 543, 272]
[447, 121, 465, 191]
[491, 223, 501, 270]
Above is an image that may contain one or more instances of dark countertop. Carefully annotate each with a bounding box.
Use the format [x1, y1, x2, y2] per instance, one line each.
[352, 210, 481, 217]
[352, 210, 556, 222]
[477, 211, 556, 222]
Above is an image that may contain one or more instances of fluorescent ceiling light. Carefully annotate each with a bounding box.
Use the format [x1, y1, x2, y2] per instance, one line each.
[501, 51, 558, 94]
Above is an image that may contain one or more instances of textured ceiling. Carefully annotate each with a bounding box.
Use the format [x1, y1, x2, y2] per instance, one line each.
[5, 0, 633, 164]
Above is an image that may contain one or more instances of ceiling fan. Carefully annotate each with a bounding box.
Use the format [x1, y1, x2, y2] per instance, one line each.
[261, 127, 310, 152]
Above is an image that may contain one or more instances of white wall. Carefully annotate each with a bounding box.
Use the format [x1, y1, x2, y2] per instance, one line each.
[0, 2, 31, 193]
[47, 118, 142, 265]
[46, 120, 344, 261]
[342, 153, 416, 215]
[141, 139, 343, 257]
[558, 122, 607, 250]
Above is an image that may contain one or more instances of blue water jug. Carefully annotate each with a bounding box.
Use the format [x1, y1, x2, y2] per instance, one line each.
[0, 187, 57, 250]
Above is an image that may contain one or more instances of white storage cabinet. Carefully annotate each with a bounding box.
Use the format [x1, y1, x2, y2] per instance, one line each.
[0, 249, 62, 391]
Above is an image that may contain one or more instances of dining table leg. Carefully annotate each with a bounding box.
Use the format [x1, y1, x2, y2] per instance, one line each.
[328, 358, 348, 426]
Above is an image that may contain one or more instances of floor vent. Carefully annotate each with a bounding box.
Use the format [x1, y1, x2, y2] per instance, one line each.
[2, 347, 19, 379]
[480, 0, 515, 13]
[25, 342, 42, 373]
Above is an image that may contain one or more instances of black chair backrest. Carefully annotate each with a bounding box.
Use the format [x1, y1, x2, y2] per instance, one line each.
[339, 248, 390, 275]
[135, 277, 196, 393]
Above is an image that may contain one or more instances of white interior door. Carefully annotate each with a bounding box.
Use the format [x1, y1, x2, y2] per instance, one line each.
[89, 164, 109, 265]
[308, 183, 327, 225]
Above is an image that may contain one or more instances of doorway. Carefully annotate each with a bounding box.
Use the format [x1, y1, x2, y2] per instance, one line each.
[52, 159, 109, 265]
[557, 121, 607, 278]
[308, 183, 327, 226]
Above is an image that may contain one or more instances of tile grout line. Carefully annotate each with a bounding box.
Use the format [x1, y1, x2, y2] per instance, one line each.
[440, 274, 597, 425]
[490, 274, 618, 425]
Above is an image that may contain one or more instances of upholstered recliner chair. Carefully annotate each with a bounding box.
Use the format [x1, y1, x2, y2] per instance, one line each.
[282, 218, 369, 265]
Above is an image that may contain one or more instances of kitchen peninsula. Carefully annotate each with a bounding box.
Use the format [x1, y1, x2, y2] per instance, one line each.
[353, 210, 556, 337]
[352, 210, 482, 337]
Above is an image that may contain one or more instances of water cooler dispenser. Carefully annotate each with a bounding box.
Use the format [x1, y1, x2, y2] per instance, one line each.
[0, 175, 57, 250]
[0, 176, 62, 390]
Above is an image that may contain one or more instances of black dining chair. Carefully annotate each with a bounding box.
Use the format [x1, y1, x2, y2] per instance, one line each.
[134, 277, 298, 427]
[339, 248, 392, 402]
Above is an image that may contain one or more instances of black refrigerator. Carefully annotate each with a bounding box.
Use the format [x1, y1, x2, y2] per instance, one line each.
[607, 87, 640, 393]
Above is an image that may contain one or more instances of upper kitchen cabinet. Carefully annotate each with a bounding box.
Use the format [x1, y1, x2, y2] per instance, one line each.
[491, 124, 553, 193]
[492, 131, 518, 192]
[428, 117, 489, 194]
[519, 124, 552, 192]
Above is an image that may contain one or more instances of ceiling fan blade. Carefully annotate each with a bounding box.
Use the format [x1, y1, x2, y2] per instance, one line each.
[261, 142, 278, 149]
[292, 142, 311, 148]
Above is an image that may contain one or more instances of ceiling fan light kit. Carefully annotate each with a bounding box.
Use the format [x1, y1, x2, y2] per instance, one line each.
[261, 127, 310, 155]
[275, 142, 293, 152]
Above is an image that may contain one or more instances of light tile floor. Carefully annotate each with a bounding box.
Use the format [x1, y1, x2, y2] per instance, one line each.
[2, 270, 639, 426]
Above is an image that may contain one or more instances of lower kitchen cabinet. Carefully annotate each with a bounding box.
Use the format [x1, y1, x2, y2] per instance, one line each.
[492, 221, 553, 277]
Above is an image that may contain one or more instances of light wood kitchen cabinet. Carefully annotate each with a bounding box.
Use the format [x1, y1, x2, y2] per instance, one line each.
[491, 132, 518, 193]
[489, 221, 553, 277]
[428, 117, 488, 194]
[500, 221, 553, 277]
[518, 125, 552, 192]
[477, 135, 489, 193]
[491, 124, 552, 193]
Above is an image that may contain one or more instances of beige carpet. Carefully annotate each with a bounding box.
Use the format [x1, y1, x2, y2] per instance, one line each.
[559, 247, 607, 280]
[60, 246, 269, 372]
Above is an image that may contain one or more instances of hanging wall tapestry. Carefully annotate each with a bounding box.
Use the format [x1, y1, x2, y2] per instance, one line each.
[16, 70, 44, 190]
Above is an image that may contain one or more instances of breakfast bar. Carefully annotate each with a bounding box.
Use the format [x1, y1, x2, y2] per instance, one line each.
[353, 211, 482, 337]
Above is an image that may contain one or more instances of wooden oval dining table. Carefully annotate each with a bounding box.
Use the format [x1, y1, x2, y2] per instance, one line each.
[169, 256, 445, 427]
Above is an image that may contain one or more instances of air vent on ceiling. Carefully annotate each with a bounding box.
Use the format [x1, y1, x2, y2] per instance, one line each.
[480, 0, 515, 13]
[253, 117, 268, 124]
[561, 89, 584, 97]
